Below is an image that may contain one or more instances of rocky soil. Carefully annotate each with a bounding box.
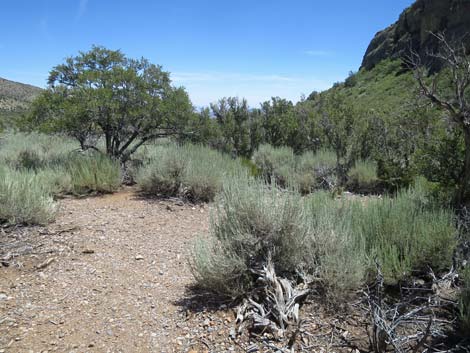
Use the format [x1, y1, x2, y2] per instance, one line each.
[0, 189, 368, 353]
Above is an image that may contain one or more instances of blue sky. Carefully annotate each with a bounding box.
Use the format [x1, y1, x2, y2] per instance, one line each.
[1, 0, 414, 107]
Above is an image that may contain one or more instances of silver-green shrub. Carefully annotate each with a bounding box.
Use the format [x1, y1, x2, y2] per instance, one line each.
[351, 182, 456, 284]
[63, 153, 121, 194]
[137, 143, 246, 202]
[192, 177, 456, 300]
[0, 167, 57, 225]
[192, 176, 311, 296]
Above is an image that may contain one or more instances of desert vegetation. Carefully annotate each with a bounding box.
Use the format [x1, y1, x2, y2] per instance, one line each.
[1, 23, 470, 352]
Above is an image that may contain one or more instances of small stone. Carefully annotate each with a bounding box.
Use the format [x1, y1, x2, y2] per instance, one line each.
[158, 270, 164, 275]
[82, 249, 95, 254]
[135, 255, 144, 260]
[88, 343, 95, 347]
[0, 293, 7, 300]
[106, 330, 113, 336]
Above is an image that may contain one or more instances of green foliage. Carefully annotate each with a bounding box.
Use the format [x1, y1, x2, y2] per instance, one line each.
[304, 192, 368, 296]
[259, 97, 298, 148]
[0, 132, 77, 169]
[63, 153, 121, 195]
[210, 97, 253, 157]
[290, 149, 337, 194]
[192, 175, 456, 298]
[351, 181, 456, 284]
[459, 266, 470, 336]
[319, 89, 369, 185]
[253, 144, 336, 192]
[137, 143, 247, 202]
[0, 133, 121, 197]
[0, 167, 56, 225]
[25, 45, 193, 162]
[252, 144, 296, 187]
[348, 160, 380, 192]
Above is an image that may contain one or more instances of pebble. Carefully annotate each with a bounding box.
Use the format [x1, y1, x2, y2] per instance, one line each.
[135, 255, 144, 260]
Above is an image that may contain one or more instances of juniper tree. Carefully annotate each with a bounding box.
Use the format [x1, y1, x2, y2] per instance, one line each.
[27, 45, 193, 163]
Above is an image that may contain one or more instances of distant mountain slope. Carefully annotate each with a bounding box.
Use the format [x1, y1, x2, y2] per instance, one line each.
[0, 77, 42, 113]
[0, 77, 42, 127]
[361, 0, 470, 70]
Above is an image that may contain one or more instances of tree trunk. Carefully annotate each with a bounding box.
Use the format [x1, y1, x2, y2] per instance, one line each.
[105, 132, 112, 156]
[458, 129, 470, 206]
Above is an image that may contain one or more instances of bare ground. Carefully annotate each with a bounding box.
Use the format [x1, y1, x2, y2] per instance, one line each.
[1, 189, 369, 353]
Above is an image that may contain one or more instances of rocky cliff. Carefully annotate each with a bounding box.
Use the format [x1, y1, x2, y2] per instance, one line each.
[361, 0, 470, 70]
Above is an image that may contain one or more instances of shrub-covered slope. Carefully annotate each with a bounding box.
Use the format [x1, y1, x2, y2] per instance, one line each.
[0, 77, 42, 125]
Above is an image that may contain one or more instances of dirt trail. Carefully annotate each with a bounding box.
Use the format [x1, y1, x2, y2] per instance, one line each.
[0, 189, 211, 352]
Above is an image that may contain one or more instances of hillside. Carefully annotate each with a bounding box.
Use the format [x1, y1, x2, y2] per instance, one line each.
[361, 0, 470, 70]
[0, 77, 42, 124]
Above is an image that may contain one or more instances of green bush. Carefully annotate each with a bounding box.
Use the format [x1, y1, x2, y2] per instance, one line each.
[62, 153, 121, 195]
[304, 192, 367, 296]
[137, 143, 247, 202]
[252, 144, 296, 187]
[0, 132, 77, 168]
[0, 167, 57, 225]
[252, 145, 337, 193]
[35, 167, 73, 195]
[351, 183, 456, 284]
[294, 149, 336, 192]
[460, 267, 470, 336]
[348, 160, 379, 192]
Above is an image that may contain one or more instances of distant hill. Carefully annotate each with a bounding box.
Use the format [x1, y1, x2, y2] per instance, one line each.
[0, 77, 42, 126]
[0, 77, 42, 112]
[361, 0, 470, 71]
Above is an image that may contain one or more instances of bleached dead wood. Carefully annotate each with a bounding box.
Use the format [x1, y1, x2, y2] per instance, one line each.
[235, 257, 309, 339]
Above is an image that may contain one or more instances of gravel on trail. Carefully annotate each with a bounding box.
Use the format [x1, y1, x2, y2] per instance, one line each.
[0, 189, 217, 352]
[1, 189, 369, 353]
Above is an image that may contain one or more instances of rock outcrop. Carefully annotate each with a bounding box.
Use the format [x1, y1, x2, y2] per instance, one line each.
[361, 0, 470, 70]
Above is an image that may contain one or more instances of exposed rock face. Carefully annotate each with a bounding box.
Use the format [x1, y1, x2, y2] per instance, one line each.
[361, 0, 470, 70]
